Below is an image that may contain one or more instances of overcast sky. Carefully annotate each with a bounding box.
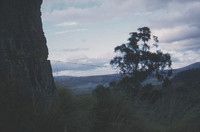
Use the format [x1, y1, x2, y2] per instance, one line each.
[41, 0, 200, 76]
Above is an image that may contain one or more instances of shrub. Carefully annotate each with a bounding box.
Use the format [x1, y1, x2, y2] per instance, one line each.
[92, 87, 148, 132]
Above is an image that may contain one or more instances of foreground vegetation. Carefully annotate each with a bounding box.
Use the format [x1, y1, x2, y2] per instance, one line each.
[1, 71, 200, 132]
[0, 84, 148, 132]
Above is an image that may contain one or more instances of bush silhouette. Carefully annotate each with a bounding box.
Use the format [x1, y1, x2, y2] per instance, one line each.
[110, 27, 172, 94]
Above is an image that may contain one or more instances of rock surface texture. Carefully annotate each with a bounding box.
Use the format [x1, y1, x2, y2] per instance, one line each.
[0, 0, 57, 102]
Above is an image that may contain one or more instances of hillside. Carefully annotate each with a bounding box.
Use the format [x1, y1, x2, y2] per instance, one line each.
[172, 68, 200, 82]
[54, 62, 200, 94]
[54, 74, 122, 94]
[173, 62, 200, 74]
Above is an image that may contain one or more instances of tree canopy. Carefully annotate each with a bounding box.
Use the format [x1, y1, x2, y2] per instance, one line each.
[110, 27, 172, 88]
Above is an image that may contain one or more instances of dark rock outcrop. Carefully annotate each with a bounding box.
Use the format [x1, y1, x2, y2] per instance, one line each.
[0, 0, 57, 102]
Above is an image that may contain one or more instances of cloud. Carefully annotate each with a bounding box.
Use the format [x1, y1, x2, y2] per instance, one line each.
[43, 0, 200, 73]
[170, 49, 200, 68]
[53, 66, 118, 77]
[61, 48, 89, 52]
[149, 1, 200, 65]
[151, 1, 200, 29]
[55, 28, 88, 34]
[51, 56, 111, 73]
[42, 0, 200, 23]
[56, 22, 78, 27]
[42, 0, 161, 23]
[44, 0, 100, 4]
[161, 38, 200, 51]
[50, 53, 118, 76]
[154, 25, 200, 43]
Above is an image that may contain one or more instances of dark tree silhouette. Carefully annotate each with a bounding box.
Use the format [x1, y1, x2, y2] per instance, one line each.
[110, 27, 172, 88]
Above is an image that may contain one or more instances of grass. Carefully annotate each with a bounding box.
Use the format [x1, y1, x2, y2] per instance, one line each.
[1, 79, 200, 132]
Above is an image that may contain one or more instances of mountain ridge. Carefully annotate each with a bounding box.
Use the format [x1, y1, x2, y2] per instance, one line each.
[54, 62, 200, 94]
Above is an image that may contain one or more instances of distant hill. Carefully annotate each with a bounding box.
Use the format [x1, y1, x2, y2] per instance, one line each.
[172, 68, 200, 82]
[54, 62, 200, 94]
[171, 62, 200, 82]
[54, 74, 122, 94]
[173, 62, 200, 73]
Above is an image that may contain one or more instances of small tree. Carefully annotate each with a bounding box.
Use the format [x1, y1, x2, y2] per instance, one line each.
[110, 27, 172, 89]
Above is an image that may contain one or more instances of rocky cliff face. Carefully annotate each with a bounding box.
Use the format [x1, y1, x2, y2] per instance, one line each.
[0, 0, 57, 102]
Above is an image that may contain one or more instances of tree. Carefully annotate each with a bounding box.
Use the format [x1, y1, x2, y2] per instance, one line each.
[110, 27, 172, 89]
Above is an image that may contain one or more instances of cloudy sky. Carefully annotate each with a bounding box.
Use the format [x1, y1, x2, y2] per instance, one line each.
[41, 0, 200, 76]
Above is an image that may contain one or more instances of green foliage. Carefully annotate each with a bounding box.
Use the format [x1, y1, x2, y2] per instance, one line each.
[58, 88, 95, 132]
[1, 79, 200, 132]
[133, 80, 200, 132]
[110, 27, 172, 89]
[0, 83, 94, 132]
[92, 85, 148, 132]
[0, 82, 148, 132]
[92, 84, 110, 99]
